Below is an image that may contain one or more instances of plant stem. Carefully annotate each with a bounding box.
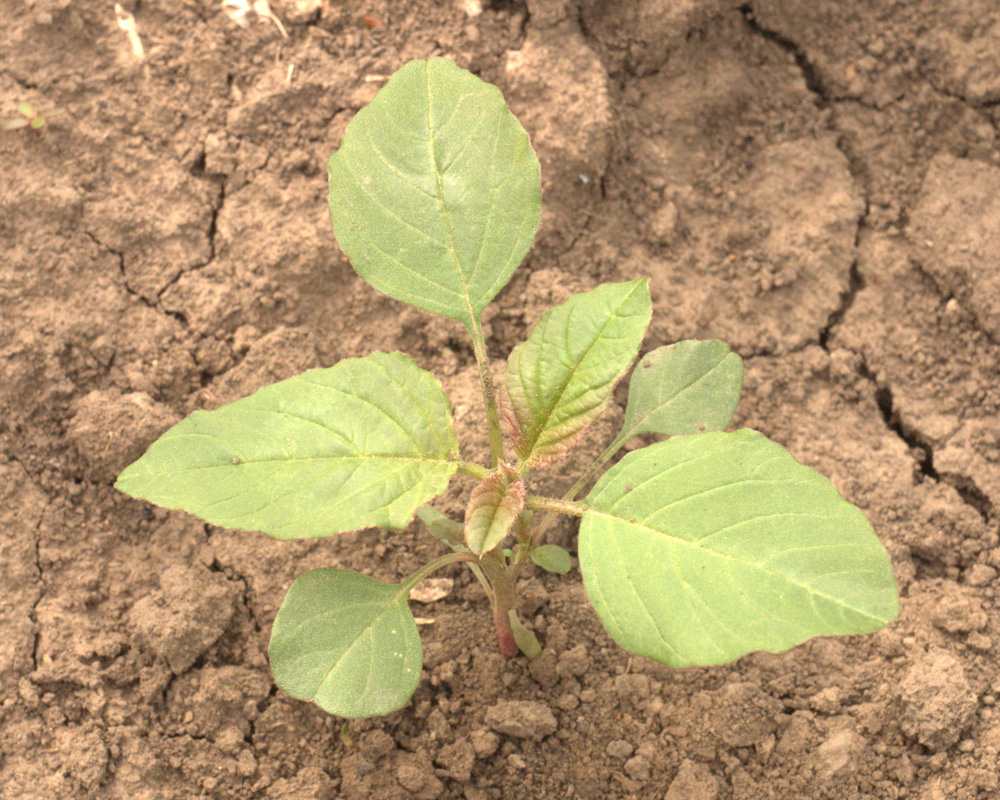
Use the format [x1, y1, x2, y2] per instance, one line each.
[560, 433, 626, 504]
[456, 461, 491, 480]
[525, 495, 586, 516]
[528, 433, 626, 548]
[469, 316, 504, 468]
[401, 551, 477, 593]
[493, 596, 519, 658]
[478, 553, 520, 658]
[468, 562, 493, 602]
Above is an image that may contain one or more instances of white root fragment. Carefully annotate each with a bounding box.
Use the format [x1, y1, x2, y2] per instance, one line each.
[222, 0, 251, 27]
[114, 4, 145, 60]
[221, 0, 288, 38]
[253, 0, 289, 38]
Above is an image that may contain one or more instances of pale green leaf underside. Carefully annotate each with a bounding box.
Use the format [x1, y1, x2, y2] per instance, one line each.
[417, 504, 464, 548]
[115, 352, 459, 539]
[328, 58, 541, 330]
[621, 340, 743, 441]
[269, 569, 422, 719]
[530, 544, 572, 575]
[579, 430, 899, 668]
[502, 280, 652, 468]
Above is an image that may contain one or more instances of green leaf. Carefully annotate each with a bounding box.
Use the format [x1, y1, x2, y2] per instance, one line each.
[529, 544, 572, 575]
[579, 430, 899, 668]
[328, 58, 541, 331]
[116, 352, 459, 539]
[501, 281, 652, 468]
[509, 611, 542, 659]
[464, 463, 524, 555]
[269, 569, 422, 718]
[416, 505, 464, 548]
[620, 340, 743, 442]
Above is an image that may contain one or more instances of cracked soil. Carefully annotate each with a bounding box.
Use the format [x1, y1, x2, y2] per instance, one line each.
[2, 0, 1000, 798]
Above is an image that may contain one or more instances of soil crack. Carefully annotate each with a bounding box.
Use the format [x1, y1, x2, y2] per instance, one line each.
[738, 3, 874, 355]
[10, 457, 53, 675]
[82, 228, 189, 327]
[856, 354, 993, 522]
[738, 4, 829, 106]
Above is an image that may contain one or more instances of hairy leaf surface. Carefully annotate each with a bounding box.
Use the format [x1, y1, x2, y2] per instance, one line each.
[328, 58, 541, 331]
[269, 569, 422, 718]
[621, 340, 742, 441]
[501, 280, 651, 468]
[116, 352, 459, 539]
[579, 430, 899, 667]
[464, 463, 524, 555]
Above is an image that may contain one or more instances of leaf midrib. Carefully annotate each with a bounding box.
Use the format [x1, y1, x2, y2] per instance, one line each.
[426, 63, 478, 330]
[626, 352, 735, 437]
[308, 583, 416, 704]
[584, 509, 888, 623]
[129, 454, 459, 473]
[520, 284, 645, 460]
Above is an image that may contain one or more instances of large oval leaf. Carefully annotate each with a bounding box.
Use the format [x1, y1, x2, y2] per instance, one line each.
[269, 569, 422, 718]
[116, 352, 459, 539]
[620, 340, 743, 441]
[501, 280, 652, 468]
[579, 430, 899, 667]
[328, 58, 541, 331]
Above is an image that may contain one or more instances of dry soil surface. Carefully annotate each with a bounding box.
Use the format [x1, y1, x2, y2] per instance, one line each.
[2, 1, 1000, 799]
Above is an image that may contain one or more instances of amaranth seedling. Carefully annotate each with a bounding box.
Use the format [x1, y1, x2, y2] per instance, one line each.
[117, 58, 899, 719]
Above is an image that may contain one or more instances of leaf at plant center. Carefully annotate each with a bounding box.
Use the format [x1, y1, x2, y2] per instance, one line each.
[620, 340, 743, 443]
[328, 58, 541, 332]
[579, 429, 899, 668]
[501, 280, 652, 468]
[464, 463, 524, 555]
[529, 544, 573, 575]
[268, 569, 423, 718]
[115, 352, 459, 539]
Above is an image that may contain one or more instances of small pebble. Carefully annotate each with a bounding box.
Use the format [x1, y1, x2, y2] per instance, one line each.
[485, 700, 557, 740]
[470, 728, 499, 758]
[606, 739, 634, 759]
[624, 755, 651, 781]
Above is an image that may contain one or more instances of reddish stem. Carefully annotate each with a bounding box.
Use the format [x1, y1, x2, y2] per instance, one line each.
[494, 601, 519, 658]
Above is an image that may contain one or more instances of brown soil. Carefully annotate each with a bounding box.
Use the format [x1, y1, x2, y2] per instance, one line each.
[2, 1, 999, 798]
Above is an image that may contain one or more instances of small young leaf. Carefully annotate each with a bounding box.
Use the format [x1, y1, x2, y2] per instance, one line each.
[509, 611, 542, 659]
[328, 58, 541, 332]
[116, 352, 459, 539]
[579, 430, 899, 668]
[269, 569, 422, 718]
[620, 340, 743, 442]
[501, 280, 652, 468]
[464, 463, 524, 555]
[529, 544, 572, 575]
